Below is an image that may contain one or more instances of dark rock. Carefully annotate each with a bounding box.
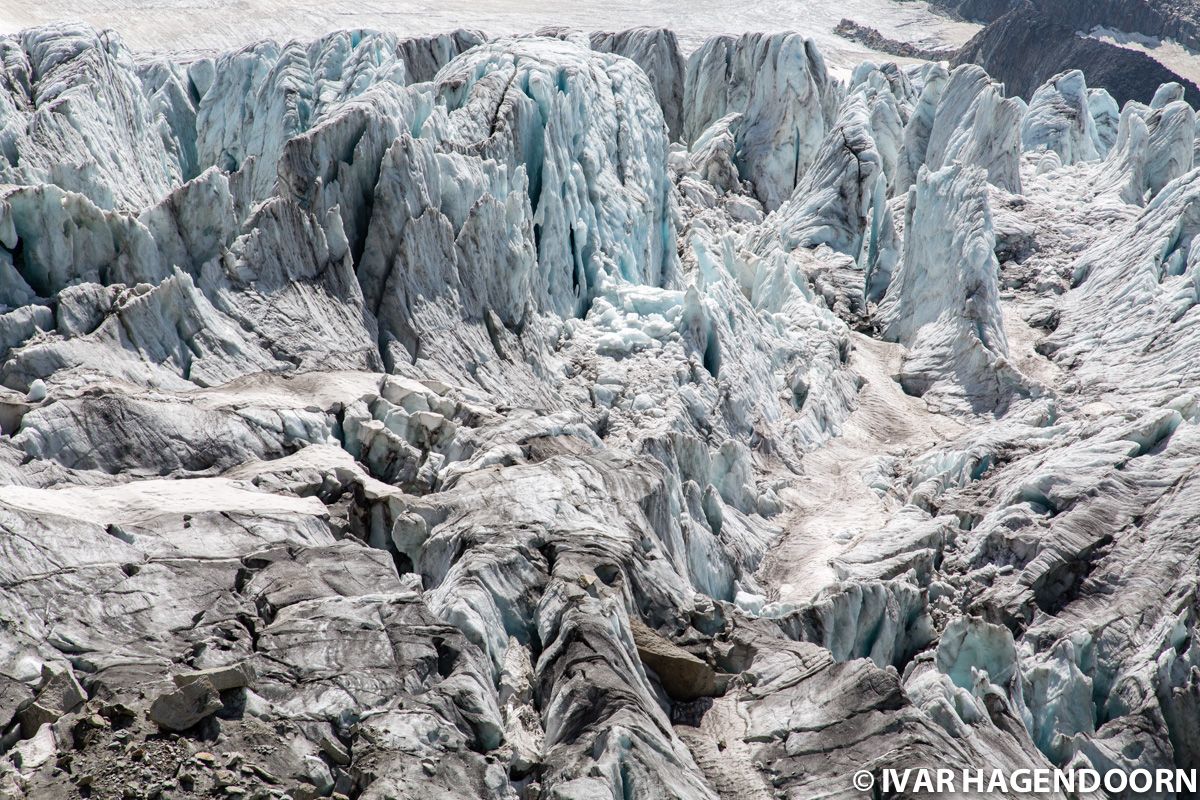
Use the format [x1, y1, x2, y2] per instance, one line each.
[291, 784, 321, 800]
[631, 619, 722, 702]
[148, 679, 222, 731]
[834, 19, 957, 60]
[172, 662, 256, 693]
[933, 0, 1200, 52]
[313, 728, 350, 767]
[928, 0, 1021, 23]
[953, 2, 1200, 106]
[0, 675, 35, 732]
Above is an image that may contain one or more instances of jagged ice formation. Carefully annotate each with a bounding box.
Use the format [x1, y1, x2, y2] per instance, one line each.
[1, 18, 1200, 800]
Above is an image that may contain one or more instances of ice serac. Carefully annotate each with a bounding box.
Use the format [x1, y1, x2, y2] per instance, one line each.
[1022, 70, 1099, 165]
[1099, 90, 1197, 205]
[277, 81, 435, 264]
[1144, 99, 1198, 199]
[137, 58, 203, 182]
[395, 29, 487, 83]
[589, 27, 685, 141]
[190, 29, 481, 212]
[895, 62, 950, 194]
[1087, 87, 1120, 156]
[685, 112, 744, 195]
[0, 24, 182, 209]
[922, 64, 1024, 194]
[847, 61, 911, 191]
[880, 163, 1028, 411]
[195, 31, 409, 206]
[203, 195, 383, 373]
[379, 36, 676, 322]
[1151, 81, 1186, 109]
[353, 133, 541, 381]
[0, 166, 236, 300]
[749, 94, 899, 302]
[756, 98, 883, 255]
[2, 268, 289, 394]
[682, 32, 841, 211]
[1045, 166, 1200, 393]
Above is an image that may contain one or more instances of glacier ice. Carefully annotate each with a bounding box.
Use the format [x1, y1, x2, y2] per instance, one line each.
[753, 96, 886, 256]
[895, 62, 948, 194]
[0, 24, 184, 209]
[589, 27, 685, 141]
[3, 18, 1200, 800]
[682, 33, 840, 210]
[921, 64, 1024, 194]
[1022, 70, 1099, 166]
[1096, 94, 1200, 205]
[879, 163, 1028, 411]
[1088, 87, 1121, 156]
[195, 29, 482, 207]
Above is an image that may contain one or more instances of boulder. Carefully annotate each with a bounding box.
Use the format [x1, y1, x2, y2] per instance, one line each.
[631, 619, 721, 701]
[18, 665, 86, 737]
[173, 662, 257, 693]
[149, 678, 223, 731]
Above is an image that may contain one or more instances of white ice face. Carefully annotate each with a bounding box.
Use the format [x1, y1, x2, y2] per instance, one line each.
[1023, 70, 1100, 166]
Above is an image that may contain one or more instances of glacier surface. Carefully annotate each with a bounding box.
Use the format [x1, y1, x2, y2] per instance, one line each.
[0, 18, 1199, 800]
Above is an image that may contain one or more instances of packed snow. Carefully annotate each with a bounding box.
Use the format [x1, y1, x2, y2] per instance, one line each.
[0, 0, 980, 66]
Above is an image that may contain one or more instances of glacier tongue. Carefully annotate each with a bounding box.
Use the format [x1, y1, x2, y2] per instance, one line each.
[3, 19, 1200, 800]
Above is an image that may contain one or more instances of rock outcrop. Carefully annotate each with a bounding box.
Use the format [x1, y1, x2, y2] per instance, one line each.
[952, 3, 1200, 108]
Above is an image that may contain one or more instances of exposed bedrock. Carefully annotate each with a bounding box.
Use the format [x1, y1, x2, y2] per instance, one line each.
[950, 2, 1200, 109]
[933, 0, 1200, 55]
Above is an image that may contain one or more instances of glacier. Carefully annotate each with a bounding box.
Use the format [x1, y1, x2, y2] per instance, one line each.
[0, 17, 1199, 800]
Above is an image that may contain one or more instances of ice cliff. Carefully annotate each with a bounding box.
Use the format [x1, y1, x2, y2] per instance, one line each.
[1, 18, 1199, 800]
[879, 163, 1028, 411]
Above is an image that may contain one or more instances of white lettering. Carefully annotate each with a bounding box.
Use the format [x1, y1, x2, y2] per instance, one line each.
[913, 770, 935, 792]
[1180, 769, 1198, 794]
[1104, 769, 1128, 793]
[936, 770, 954, 792]
[1033, 769, 1050, 792]
[1157, 770, 1174, 794]
[883, 769, 909, 792]
[1011, 769, 1030, 793]
[986, 770, 1008, 793]
[866, 766, 1198, 793]
[1129, 769, 1152, 794]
